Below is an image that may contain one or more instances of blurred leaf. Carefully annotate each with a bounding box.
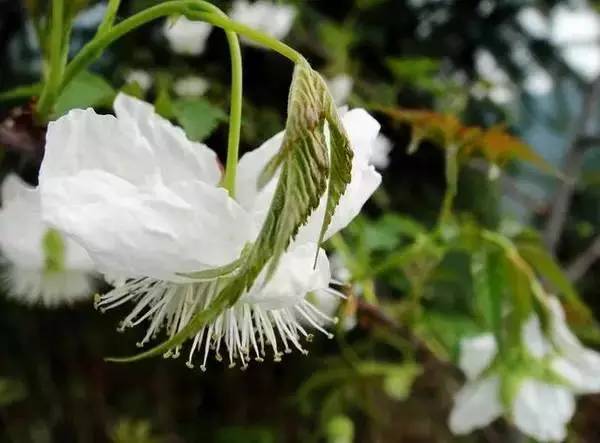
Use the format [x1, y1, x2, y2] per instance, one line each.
[215, 426, 276, 443]
[326, 415, 354, 443]
[111, 419, 162, 443]
[516, 240, 593, 323]
[386, 57, 440, 93]
[172, 98, 226, 142]
[154, 89, 175, 119]
[0, 377, 27, 406]
[363, 214, 426, 251]
[471, 249, 504, 348]
[0, 83, 42, 102]
[413, 311, 479, 360]
[382, 362, 422, 401]
[53, 71, 116, 117]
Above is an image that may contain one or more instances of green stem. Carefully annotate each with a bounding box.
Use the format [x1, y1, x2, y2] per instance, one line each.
[97, 0, 122, 34]
[61, 2, 302, 97]
[223, 30, 243, 196]
[438, 144, 458, 226]
[36, 0, 65, 121]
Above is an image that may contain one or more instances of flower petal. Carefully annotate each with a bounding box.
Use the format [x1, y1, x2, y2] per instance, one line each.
[163, 17, 212, 55]
[244, 242, 330, 310]
[41, 170, 253, 280]
[449, 376, 503, 435]
[522, 312, 551, 359]
[512, 379, 575, 442]
[113, 93, 221, 186]
[458, 333, 498, 380]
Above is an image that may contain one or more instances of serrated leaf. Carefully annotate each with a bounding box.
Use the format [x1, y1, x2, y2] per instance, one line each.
[172, 98, 226, 142]
[53, 71, 115, 117]
[108, 61, 350, 363]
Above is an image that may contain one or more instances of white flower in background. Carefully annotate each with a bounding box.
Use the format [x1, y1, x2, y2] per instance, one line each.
[125, 69, 153, 92]
[0, 175, 95, 306]
[173, 75, 210, 98]
[39, 93, 381, 369]
[517, 7, 550, 39]
[230, 0, 296, 48]
[370, 134, 393, 170]
[551, 4, 600, 80]
[473, 49, 514, 104]
[326, 74, 354, 106]
[73, 1, 108, 29]
[449, 298, 600, 442]
[163, 17, 212, 56]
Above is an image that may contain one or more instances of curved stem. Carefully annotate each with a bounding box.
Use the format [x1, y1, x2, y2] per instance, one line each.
[61, 1, 303, 94]
[222, 30, 243, 196]
[438, 144, 458, 226]
[36, 0, 65, 121]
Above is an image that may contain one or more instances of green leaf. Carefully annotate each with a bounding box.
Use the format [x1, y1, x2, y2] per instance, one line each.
[0, 377, 27, 407]
[172, 98, 226, 142]
[42, 228, 65, 273]
[471, 249, 505, 349]
[53, 71, 116, 117]
[107, 61, 349, 363]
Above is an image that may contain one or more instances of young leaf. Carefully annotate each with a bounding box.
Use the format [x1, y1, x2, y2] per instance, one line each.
[53, 71, 115, 117]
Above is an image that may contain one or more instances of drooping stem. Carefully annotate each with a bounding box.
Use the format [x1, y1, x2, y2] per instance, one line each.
[35, 0, 65, 121]
[222, 30, 243, 196]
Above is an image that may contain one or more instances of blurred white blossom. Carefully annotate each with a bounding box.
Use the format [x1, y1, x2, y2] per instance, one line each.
[473, 49, 515, 104]
[370, 134, 393, 170]
[163, 17, 212, 56]
[39, 94, 382, 369]
[173, 75, 210, 98]
[230, 0, 296, 47]
[125, 70, 153, 92]
[326, 74, 354, 106]
[449, 298, 600, 442]
[0, 175, 95, 306]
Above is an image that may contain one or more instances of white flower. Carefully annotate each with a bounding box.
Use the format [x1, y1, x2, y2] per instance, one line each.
[39, 93, 381, 369]
[125, 70, 153, 92]
[474, 49, 515, 104]
[73, 2, 108, 29]
[550, 4, 600, 80]
[326, 74, 354, 106]
[173, 76, 210, 98]
[450, 298, 600, 441]
[230, 0, 296, 48]
[163, 17, 212, 56]
[0, 174, 95, 306]
[370, 134, 393, 170]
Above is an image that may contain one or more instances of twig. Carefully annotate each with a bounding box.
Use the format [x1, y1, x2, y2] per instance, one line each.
[468, 159, 548, 216]
[567, 234, 600, 281]
[543, 76, 600, 253]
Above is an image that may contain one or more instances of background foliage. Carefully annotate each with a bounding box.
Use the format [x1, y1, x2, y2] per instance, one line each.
[1, 0, 600, 441]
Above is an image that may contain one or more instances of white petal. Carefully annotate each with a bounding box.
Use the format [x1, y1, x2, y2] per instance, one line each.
[449, 376, 503, 435]
[458, 333, 498, 380]
[163, 17, 212, 55]
[370, 134, 393, 170]
[173, 75, 210, 98]
[326, 74, 353, 106]
[512, 379, 575, 442]
[522, 312, 551, 359]
[41, 170, 253, 280]
[0, 175, 94, 272]
[113, 93, 221, 186]
[244, 242, 330, 310]
[41, 107, 159, 187]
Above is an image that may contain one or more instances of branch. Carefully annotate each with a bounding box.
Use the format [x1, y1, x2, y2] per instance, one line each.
[566, 234, 600, 281]
[543, 76, 600, 253]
